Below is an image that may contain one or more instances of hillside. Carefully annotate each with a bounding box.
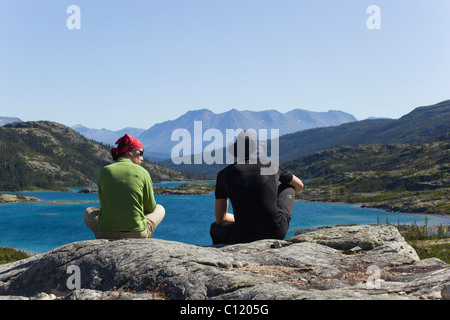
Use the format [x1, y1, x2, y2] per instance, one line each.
[0, 121, 195, 191]
[284, 134, 450, 215]
[278, 100, 450, 163]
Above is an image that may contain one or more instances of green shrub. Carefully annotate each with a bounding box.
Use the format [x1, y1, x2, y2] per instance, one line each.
[0, 247, 31, 264]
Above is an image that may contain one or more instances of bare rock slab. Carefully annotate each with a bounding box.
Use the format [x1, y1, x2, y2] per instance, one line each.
[0, 225, 448, 300]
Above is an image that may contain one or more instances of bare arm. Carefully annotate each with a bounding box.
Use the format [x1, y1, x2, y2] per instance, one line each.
[215, 198, 235, 224]
[289, 175, 304, 194]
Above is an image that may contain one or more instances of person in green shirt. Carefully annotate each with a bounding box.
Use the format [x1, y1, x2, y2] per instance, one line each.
[84, 134, 165, 239]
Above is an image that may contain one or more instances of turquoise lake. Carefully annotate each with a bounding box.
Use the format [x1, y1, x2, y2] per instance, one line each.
[1, 182, 449, 254]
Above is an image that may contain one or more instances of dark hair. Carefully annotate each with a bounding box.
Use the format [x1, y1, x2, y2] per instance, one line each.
[111, 139, 127, 161]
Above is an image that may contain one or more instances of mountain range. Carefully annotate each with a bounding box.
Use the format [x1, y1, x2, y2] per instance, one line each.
[0, 100, 450, 190]
[72, 108, 357, 160]
[72, 125, 145, 149]
[159, 100, 450, 176]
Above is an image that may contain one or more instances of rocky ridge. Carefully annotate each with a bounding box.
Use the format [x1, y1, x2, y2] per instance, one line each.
[0, 225, 448, 300]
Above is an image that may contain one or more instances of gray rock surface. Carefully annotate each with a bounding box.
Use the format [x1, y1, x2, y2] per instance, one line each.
[0, 225, 448, 300]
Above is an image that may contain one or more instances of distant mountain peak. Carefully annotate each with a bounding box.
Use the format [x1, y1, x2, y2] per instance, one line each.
[0, 116, 22, 127]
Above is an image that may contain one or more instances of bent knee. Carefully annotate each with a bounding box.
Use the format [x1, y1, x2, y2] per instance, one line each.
[155, 204, 165, 218]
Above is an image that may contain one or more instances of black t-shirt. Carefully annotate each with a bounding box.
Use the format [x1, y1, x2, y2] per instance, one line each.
[215, 161, 293, 239]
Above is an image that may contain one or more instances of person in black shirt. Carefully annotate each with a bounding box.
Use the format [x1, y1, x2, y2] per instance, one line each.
[210, 131, 304, 244]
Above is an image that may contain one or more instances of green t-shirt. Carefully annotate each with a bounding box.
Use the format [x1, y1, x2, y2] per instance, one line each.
[97, 157, 157, 232]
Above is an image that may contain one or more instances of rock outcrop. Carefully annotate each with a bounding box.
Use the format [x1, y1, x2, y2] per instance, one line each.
[0, 225, 448, 300]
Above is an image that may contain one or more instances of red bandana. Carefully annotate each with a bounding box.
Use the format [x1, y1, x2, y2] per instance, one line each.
[111, 134, 144, 157]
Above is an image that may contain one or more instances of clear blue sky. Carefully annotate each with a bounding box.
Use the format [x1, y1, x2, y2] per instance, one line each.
[1, 0, 449, 130]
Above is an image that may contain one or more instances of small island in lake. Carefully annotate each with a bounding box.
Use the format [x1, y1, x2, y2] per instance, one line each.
[0, 193, 38, 204]
[153, 182, 215, 195]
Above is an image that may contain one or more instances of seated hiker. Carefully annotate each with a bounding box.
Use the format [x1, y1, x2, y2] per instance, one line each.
[210, 130, 303, 244]
[84, 134, 165, 239]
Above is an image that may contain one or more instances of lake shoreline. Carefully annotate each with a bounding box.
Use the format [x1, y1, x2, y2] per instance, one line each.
[296, 200, 450, 230]
[297, 187, 450, 217]
[4, 181, 448, 217]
